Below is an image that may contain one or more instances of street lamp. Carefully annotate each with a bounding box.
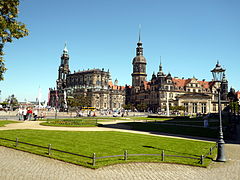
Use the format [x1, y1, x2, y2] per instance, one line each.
[211, 61, 226, 162]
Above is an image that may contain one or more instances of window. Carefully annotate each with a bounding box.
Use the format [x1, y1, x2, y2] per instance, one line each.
[184, 103, 188, 112]
[213, 104, 217, 111]
[202, 103, 207, 114]
[192, 103, 197, 113]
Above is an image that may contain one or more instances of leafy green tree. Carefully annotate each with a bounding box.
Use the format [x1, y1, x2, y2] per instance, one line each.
[136, 103, 148, 112]
[169, 105, 185, 112]
[67, 95, 91, 111]
[4, 94, 19, 110]
[0, 0, 29, 80]
[122, 103, 134, 111]
[229, 101, 239, 114]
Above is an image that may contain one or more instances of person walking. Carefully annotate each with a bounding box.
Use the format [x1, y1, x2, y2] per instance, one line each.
[23, 108, 27, 121]
[27, 108, 33, 120]
[33, 109, 38, 121]
[17, 108, 23, 120]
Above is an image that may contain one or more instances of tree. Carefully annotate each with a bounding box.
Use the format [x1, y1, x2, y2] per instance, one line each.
[136, 103, 148, 112]
[229, 101, 239, 114]
[169, 105, 185, 111]
[0, 0, 29, 80]
[122, 103, 134, 111]
[4, 94, 19, 110]
[67, 95, 91, 112]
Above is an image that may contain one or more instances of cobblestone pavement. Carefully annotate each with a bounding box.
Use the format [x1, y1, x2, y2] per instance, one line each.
[0, 144, 239, 180]
[0, 121, 239, 180]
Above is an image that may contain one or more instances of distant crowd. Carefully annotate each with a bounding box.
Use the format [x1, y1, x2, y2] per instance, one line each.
[17, 108, 45, 121]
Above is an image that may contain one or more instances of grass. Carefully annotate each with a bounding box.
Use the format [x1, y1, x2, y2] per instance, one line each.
[40, 119, 99, 127]
[119, 122, 219, 139]
[0, 120, 21, 127]
[126, 116, 172, 121]
[160, 120, 219, 127]
[0, 130, 216, 168]
[39, 117, 171, 127]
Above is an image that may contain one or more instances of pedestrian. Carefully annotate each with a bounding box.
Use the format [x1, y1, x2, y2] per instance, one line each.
[40, 112, 44, 119]
[23, 108, 27, 121]
[33, 109, 38, 121]
[17, 108, 23, 120]
[28, 108, 33, 120]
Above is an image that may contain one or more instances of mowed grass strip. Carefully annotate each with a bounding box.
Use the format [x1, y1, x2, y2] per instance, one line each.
[40, 119, 98, 127]
[0, 120, 21, 127]
[0, 130, 216, 168]
[121, 122, 218, 138]
[40, 117, 171, 127]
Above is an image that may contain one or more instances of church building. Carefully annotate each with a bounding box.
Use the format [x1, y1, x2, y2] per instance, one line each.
[48, 44, 125, 111]
[49, 31, 229, 115]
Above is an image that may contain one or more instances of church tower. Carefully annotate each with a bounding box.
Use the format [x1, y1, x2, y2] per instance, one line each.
[57, 43, 70, 89]
[131, 28, 147, 87]
[221, 72, 228, 100]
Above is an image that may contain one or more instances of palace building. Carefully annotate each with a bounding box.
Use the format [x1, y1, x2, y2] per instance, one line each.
[125, 33, 229, 114]
[49, 32, 229, 115]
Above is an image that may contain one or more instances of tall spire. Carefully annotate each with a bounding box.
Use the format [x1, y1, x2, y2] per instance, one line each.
[138, 24, 141, 42]
[159, 56, 162, 72]
[63, 42, 68, 54]
[157, 56, 165, 77]
[136, 24, 143, 56]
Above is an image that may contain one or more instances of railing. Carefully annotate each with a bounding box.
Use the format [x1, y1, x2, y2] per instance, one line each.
[0, 137, 217, 166]
[92, 150, 203, 166]
[0, 137, 92, 159]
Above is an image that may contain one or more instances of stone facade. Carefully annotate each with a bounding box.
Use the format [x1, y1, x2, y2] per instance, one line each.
[49, 45, 125, 111]
[49, 35, 229, 114]
[126, 37, 229, 115]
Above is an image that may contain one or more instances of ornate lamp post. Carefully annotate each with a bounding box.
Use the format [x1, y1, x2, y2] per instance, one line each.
[211, 61, 226, 162]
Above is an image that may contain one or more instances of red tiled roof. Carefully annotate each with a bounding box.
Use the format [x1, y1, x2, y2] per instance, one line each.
[236, 91, 240, 99]
[108, 81, 125, 90]
[198, 81, 211, 88]
[108, 81, 113, 87]
[172, 78, 191, 87]
[143, 81, 151, 90]
[172, 78, 214, 89]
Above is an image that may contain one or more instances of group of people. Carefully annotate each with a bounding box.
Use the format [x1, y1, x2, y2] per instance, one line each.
[17, 108, 39, 121]
[76, 110, 96, 117]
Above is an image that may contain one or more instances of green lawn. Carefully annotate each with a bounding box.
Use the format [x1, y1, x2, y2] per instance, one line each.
[161, 120, 219, 127]
[126, 116, 172, 121]
[40, 119, 99, 127]
[120, 122, 219, 139]
[0, 130, 216, 168]
[0, 120, 21, 127]
[40, 117, 171, 127]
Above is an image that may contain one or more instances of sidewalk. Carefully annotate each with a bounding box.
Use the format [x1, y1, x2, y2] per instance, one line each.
[0, 121, 239, 180]
[0, 120, 217, 143]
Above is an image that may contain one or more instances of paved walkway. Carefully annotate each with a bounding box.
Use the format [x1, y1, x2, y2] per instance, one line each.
[0, 120, 218, 142]
[0, 121, 239, 180]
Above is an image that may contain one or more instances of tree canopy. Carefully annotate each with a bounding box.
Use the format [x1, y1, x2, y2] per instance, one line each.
[67, 95, 91, 111]
[0, 0, 28, 80]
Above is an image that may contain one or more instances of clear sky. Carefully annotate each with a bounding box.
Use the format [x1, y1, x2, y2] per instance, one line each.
[1, 0, 240, 102]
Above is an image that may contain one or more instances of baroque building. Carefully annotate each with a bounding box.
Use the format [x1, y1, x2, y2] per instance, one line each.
[126, 35, 229, 115]
[49, 44, 125, 111]
[49, 32, 229, 115]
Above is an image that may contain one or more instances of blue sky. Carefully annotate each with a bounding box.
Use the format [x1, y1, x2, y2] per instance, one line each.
[1, 0, 240, 102]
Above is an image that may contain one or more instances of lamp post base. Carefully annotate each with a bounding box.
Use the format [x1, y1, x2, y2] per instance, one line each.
[216, 138, 226, 162]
